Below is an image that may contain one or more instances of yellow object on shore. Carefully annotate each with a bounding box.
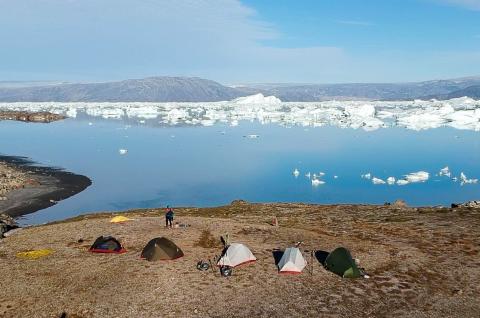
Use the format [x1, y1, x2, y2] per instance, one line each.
[110, 215, 133, 223]
[16, 249, 54, 260]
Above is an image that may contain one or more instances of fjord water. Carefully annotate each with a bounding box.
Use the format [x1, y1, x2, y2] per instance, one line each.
[1, 118, 479, 225]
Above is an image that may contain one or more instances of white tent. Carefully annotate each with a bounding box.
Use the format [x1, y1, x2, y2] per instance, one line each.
[277, 247, 307, 274]
[217, 243, 256, 267]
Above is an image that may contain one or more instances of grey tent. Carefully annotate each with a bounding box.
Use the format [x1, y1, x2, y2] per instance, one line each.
[141, 237, 184, 261]
[277, 247, 307, 274]
[324, 247, 361, 278]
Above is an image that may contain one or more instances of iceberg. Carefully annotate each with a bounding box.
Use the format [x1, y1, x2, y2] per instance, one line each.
[396, 179, 409, 186]
[233, 93, 282, 105]
[1, 97, 479, 131]
[439, 166, 451, 178]
[118, 149, 128, 155]
[404, 171, 429, 183]
[386, 177, 396, 185]
[460, 172, 478, 185]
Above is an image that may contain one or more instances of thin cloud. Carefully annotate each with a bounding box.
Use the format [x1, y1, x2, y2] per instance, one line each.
[432, 0, 480, 10]
[335, 20, 374, 26]
[0, 0, 345, 83]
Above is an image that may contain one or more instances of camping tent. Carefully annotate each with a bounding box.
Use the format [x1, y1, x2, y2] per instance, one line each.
[110, 215, 133, 223]
[89, 236, 126, 254]
[217, 243, 256, 267]
[277, 247, 307, 274]
[141, 237, 184, 261]
[324, 247, 361, 278]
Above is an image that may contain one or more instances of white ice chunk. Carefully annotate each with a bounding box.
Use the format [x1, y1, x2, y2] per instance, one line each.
[118, 149, 128, 155]
[293, 169, 300, 177]
[386, 177, 396, 185]
[372, 177, 386, 185]
[311, 178, 325, 186]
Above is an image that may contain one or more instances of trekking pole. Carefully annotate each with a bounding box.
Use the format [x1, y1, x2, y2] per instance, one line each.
[310, 250, 314, 276]
[209, 256, 217, 275]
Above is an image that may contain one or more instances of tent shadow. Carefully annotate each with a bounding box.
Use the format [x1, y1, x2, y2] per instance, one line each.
[314, 250, 330, 266]
[272, 249, 284, 266]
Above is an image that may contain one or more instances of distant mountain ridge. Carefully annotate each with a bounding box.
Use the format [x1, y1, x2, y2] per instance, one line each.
[0, 75, 479, 102]
[254, 77, 480, 101]
[0, 77, 242, 102]
[423, 84, 480, 100]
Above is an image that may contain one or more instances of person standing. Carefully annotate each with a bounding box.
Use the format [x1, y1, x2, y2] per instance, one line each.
[165, 205, 174, 228]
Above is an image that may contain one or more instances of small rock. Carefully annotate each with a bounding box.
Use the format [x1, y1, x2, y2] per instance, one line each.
[392, 199, 408, 208]
[452, 289, 463, 296]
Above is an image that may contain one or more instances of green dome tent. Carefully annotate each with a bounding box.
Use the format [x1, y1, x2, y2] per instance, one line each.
[141, 237, 184, 261]
[324, 247, 362, 278]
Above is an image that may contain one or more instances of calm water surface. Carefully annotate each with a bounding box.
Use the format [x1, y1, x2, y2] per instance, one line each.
[1, 118, 479, 225]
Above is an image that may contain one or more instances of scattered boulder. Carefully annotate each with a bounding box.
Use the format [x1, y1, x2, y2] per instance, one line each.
[392, 199, 408, 208]
[231, 199, 248, 206]
[451, 201, 480, 209]
[0, 213, 18, 238]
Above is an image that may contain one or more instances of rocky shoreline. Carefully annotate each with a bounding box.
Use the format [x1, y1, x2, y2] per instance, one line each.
[0, 155, 92, 221]
[0, 110, 65, 123]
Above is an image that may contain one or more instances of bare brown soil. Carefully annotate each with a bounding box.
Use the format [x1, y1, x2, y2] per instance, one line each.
[1, 202, 479, 317]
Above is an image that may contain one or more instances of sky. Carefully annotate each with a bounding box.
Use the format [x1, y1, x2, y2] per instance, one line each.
[0, 0, 479, 84]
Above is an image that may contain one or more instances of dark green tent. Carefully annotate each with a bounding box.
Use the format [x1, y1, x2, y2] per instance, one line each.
[324, 247, 362, 278]
[141, 237, 184, 261]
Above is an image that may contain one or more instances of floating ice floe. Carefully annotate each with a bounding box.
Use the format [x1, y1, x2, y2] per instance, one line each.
[118, 149, 128, 155]
[293, 169, 300, 177]
[372, 177, 386, 185]
[245, 134, 260, 139]
[311, 178, 325, 186]
[439, 166, 451, 178]
[460, 172, 478, 185]
[386, 177, 396, 185]
[396, 179, 409, 186]
[305, 172, 311, 179]
[334, 175, 338, 179]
